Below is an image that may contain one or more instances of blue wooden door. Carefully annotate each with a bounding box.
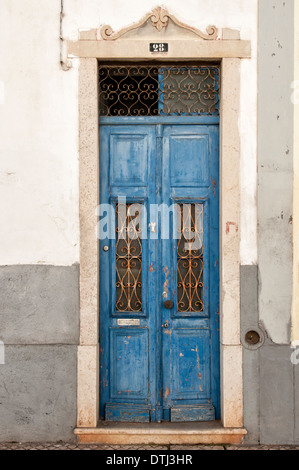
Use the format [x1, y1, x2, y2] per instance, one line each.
[99, 120, 219, 423]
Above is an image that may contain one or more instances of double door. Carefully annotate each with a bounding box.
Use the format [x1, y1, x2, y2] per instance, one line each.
[99, 121, 219, 422]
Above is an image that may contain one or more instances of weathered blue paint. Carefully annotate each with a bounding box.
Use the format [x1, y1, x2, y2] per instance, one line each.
[105, 403, 150, 423]
[171, 405, 215, 423]
[100, 116, 220, 126]
[99, 117, 220, 423]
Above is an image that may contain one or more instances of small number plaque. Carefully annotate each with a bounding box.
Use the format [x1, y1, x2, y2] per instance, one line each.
[117, 319, 140, 326]
[150, 43, 168, 53]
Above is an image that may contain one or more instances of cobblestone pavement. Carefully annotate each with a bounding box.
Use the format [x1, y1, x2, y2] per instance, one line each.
[0, 443, 299, 450]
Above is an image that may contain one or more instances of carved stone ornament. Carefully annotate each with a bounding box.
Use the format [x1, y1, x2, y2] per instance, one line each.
[100, 7, 218, 40]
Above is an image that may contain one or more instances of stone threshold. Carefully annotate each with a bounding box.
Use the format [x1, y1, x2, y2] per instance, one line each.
[75, 421, 247, 445]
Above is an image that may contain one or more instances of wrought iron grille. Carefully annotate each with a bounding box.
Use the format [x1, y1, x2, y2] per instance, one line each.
[177, 204, 204, 313]
[115, 203, 143, 312]
[99, 64, 220, 117]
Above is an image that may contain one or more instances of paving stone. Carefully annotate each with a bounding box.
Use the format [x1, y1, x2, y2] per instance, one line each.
[226, 445, 299, 451]
[0, 442, 299, 450]
[116, 445, 169, 450]
[170, 445, 225, 450]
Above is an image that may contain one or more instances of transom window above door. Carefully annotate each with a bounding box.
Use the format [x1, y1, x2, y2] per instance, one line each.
[98, 64, 220, 117]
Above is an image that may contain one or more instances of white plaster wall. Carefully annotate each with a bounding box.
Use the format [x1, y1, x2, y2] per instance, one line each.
[292, 0, 299, 341]
[0, 0, 79, 266]
[0, 0, 258, 266]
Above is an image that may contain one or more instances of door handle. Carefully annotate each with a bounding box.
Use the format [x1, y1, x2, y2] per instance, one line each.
[164, 300, 174, 310]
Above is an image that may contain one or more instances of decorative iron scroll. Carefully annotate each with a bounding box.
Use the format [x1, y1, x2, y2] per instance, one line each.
[116, 203, 143, 312]
[177, 204, 204, 313]
[99, 65, 220, 117]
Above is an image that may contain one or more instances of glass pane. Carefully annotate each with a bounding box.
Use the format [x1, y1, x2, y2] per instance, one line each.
[99, 66, 159, 116]
[177, 204, 204, 313]
[160, 66, 219, 115]
[116, 203, 143, 312]
[99, 64, 220, 117]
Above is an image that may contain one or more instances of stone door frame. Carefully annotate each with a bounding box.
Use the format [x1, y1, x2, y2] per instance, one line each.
[70, 7, 251, 441]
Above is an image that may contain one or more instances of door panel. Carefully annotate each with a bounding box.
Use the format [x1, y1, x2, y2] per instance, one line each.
[169, 135, 209, 187]
[171, 329, 211, 401]
[161, 125, 219, 421]
[99, 125, 157, 421]
[99, 123, 219, 422]
[110, 134, 148, 186]
[109, 328, 149, 400]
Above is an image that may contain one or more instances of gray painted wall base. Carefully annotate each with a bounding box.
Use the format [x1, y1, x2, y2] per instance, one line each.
[241, 265, 299, 445]
[260, 345, 295, 445]
[241, 265, 260, 444]
[0, 345, 77, 442]
[0, 265, 79, 442]
[0, 265, 79, 344]
[242, 349, 260, 444]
